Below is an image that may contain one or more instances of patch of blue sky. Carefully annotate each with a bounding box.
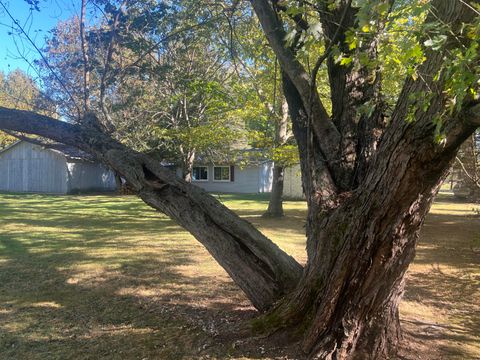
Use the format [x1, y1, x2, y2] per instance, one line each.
[0, 0, 77, 75]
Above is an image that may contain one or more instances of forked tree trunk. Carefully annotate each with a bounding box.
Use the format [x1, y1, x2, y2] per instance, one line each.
[256, 67, 477, 358]
[249, 0, 479, 357]
[258, 117, 472, 358]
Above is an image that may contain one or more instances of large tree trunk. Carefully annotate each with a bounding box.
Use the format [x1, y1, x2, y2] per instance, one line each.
[250, 0, 479, 357]
[263, 117, 469, 358]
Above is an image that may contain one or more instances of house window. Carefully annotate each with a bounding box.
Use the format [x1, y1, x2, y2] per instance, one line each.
[213, 166, 232, 181]
[192, 166, 208, 181]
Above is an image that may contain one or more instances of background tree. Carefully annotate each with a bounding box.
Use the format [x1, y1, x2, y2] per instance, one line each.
[0, 69, 48, 149]
[453, 130, 480, 201]
[113, 35, 241, 182]
[225, 12, 300, 216]
[39, 1, 241, 180]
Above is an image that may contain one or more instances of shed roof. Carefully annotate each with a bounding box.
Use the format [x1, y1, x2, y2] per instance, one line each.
[47, 143, 95, 162]
[0, 140, 95, 162]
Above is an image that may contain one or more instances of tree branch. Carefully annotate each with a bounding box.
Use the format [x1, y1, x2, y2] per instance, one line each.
[310, 0, 353, 86]
[250, 0, 340, 159]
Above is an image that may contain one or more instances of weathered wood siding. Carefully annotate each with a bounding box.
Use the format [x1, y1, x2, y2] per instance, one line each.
[0, 142, 68, 193]
[283, 164, 304, 199]
[67, 162, 116, 192]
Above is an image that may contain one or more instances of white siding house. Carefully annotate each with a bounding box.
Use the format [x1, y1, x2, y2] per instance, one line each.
[179, 162, 275, 194]
[179, 161, 304, 197]
[0, 141, 116, 194]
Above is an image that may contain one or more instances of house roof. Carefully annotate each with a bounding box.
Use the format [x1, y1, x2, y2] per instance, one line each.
[0, 140, 96, 162]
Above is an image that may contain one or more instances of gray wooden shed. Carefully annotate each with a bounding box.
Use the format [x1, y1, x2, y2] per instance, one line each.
[0, 141, 116, 194]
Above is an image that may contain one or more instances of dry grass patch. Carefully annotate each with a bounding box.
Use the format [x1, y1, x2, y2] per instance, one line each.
[0, 191, 478, 359]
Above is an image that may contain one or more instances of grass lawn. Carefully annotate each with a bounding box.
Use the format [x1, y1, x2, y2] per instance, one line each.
[0, 192, 478, 359]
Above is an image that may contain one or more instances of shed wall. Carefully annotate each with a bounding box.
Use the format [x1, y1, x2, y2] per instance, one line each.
[0, 142, 68, 193]
[67, 162, 116, 192]
[283, 164, 304, 199]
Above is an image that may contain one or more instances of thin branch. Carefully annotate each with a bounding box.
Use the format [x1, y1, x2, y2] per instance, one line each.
[310, 0, 352, 87]
[80, 0, 91, 112]
[455, 155, 480, 187]
[0, 0, 81, 117]
[99, 0, 127, 128]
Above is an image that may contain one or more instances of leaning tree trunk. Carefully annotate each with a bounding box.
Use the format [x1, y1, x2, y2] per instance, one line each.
[0, 107, 303, 312]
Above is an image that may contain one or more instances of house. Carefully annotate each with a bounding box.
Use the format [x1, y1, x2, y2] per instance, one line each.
[0, 140, 116, 194]
[178, 153, 304, 198]
[183, 161, 275, 194]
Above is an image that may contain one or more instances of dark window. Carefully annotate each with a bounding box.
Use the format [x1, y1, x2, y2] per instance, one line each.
[213, 166, 231, 181]
[192, 166, 208, 181]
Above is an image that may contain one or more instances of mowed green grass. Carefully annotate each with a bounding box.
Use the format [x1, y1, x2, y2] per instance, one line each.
[0, 192, 478, 359]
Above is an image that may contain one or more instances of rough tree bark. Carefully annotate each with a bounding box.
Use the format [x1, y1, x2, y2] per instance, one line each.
[251, 0, 480, 358]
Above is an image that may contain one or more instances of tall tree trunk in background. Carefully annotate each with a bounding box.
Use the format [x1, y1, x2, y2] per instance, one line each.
[455, 131, 480, 201]
[264, 98, 290, 217]
[264, 165, 285, 217]
[181, 147, 195, 183]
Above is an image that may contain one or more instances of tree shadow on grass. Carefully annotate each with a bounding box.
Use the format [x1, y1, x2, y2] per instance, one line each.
[0, 199, 301, 359]
[399, 203, 480, 360]
[0, 234, 261, 359]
